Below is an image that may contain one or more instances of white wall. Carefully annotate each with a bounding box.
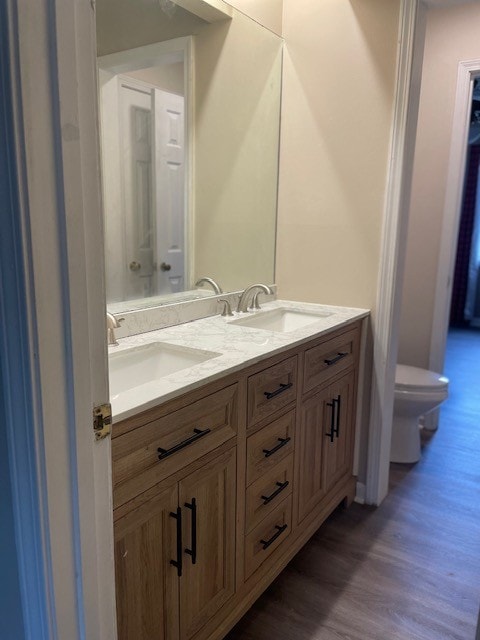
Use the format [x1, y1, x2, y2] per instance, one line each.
[276, 0, 400, 311]
[398, 3, 480, 368]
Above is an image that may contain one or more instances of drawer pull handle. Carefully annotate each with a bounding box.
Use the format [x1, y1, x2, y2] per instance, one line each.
[334, 395, 341, 438]
[169, 507, 183, 577]
[264, 382, 293, 400]
[326, 400, 335, 443]
[158, 428, 211, 460]
[261, 480, 289, 505]
[324, 352, 348, 366]
[184, 497, 197, 565]
[260, 523, 288, 550]
[263, 437, 291, 458]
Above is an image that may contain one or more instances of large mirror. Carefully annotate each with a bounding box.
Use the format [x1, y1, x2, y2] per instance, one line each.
[96, 0, 283, 312]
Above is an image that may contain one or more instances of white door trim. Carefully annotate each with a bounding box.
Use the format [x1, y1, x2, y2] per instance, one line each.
[365, 0, 424, 505]
[429, 60, 480, 376]
[10, 1, 115, 638]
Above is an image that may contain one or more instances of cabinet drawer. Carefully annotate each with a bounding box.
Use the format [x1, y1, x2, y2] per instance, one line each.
[246, 410, 295, 485]
[112, 384, 238, 508]
[245, 455, 293, 533]
[247, 356, 297, 426]
[244, 495, 292, 580]
[303, 326, 359, 395]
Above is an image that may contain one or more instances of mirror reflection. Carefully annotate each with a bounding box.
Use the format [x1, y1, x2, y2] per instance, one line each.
[96, 0, 283, 311]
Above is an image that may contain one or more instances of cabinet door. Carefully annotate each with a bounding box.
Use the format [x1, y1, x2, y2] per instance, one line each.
[324, 370, 355, 493]
[296, 385, 331, 524]
[178, 448, 236, 640]
[114, 483, 179, 640]
[296, 371, 356, 524]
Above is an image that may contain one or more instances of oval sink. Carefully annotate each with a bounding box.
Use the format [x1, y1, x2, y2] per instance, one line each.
[109, 342, 220, 397]
[229, 308, 332, 332]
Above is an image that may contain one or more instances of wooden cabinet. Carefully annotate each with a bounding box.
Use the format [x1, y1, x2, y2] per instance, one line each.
[112, 320, 363, 640]
[114, 445, 236, 640]
[296, 370, 356, 524]
[178, 449, 236, 640]
[114, 483, 179, 640]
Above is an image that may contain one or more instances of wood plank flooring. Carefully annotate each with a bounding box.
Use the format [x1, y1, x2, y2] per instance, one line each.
[226, 329, 480, 640]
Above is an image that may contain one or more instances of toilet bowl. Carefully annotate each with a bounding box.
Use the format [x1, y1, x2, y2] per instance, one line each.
[390, 364, 449, 463]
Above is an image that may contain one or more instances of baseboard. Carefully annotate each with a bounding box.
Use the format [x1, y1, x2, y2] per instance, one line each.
[354, 481, 366, 504]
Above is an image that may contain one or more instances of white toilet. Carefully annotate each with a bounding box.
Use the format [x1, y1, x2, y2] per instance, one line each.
[390, 364, 449, 464]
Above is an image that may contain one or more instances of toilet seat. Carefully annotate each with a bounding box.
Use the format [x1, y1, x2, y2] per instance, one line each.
[395, 364, 449, 392]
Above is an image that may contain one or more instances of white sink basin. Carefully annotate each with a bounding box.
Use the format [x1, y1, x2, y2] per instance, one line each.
[109, 342, 219, 396]
[229, 308, 332, 332]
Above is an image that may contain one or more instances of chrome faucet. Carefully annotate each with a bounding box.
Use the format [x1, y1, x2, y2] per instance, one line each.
[106, 312, 123, 346]
[237, 283, 274, 313]
[194, 277, 223, 295]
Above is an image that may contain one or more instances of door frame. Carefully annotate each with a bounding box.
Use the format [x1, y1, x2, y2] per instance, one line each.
[6, 0, 115, 638]
[365, 0, 425, 505]
[428, 60, 480, 383]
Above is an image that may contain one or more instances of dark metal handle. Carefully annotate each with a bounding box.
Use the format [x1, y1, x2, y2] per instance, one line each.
[184, 498, 197, 565]
[326, 401, 335, 443]
[261, 481, 289, 505]
[263, 437, 291, 458]
[264, 382, 293, 400]
[170, 507, 182, 577]
[160, 262, 171, 271]
[334, 395, 341, 438]
[260, 524, 288, 550]
[324, 352, 348, 366]
[158, 428, 211, 460]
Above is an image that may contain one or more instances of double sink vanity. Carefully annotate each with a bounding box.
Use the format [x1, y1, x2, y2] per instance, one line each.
[109, 297, 368, 640]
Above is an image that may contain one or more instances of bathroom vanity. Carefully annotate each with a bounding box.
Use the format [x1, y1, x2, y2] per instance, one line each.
[110, 301, 368, 640]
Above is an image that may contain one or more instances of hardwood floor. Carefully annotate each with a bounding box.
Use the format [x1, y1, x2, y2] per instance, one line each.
[226, 329, 480, 640]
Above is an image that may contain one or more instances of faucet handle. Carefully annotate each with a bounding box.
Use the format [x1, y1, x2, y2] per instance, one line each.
[218, 299, 233, 317]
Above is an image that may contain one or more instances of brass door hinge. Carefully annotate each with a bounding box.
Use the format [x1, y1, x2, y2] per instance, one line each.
[93, 403, 112, 441]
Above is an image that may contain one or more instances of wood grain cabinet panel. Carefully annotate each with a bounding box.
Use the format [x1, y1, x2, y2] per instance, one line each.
[178, 448, 236, 640]
[244, 495, 292, 580]
[296, 370, 356, 525]
[246, 410, 295, 485]
[112, 384, 238, 508]
[303, 326, 359, 395]
[245, 455, 293, 533]
[114, 482, 179, 640]
[247, 356, 297, 426]
[114, 448, 236, 640]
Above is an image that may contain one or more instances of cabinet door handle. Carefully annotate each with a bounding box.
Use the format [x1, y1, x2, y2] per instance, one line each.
[184, 497, 197, 565]
[263, 436, 291, 458]
[324, 352, 348, 366]
[261, 480, 289, 505]
[169, 507, 183, 577]
[326, 400, 335, 443]
[260, 524, 288, 550]
[334, 395, 341, 438]
[158, 428, 211, 460]
[264, 382, 293, 400]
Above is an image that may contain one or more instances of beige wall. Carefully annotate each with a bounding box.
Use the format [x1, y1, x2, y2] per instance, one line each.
[276, 0, 400, 311]
[194, 11, 281, 291]
[224, 0, 283, 35]
[398, 3, 480, 368]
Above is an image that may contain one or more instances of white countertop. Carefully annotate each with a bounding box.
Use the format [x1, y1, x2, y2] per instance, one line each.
[109, 300, 369, 422]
